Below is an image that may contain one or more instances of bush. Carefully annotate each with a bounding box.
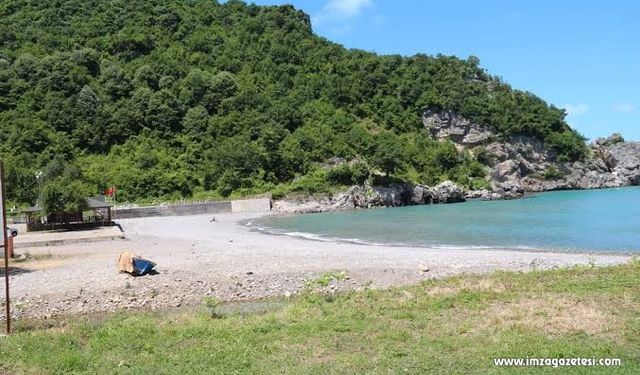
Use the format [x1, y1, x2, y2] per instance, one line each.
[469, 178, 491, 190]
[202, 296, 222, 319]
[39, 178, 92, 214]
[474, 146, 496, 166]
[326, 160, 371, 186]
[290, 169, 332, 194]
[543, 166, 564, 180]
[546, 130, 587, 162]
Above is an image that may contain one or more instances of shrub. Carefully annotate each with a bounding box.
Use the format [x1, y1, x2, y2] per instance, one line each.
[326, 160, 371, 186]
[39, 178, 92, 214]
[543, 166, 564, 180]
[203, 296, 222, 319]
[474, 146, 496, 166]
[546, 130, 587, 162]
[290, 169, 332, 194]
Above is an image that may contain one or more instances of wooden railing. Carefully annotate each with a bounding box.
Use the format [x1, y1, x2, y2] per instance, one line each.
[26, 215, 112, 232]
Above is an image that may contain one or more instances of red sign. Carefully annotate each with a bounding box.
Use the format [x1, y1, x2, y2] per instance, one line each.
[105, 186, 117, 197]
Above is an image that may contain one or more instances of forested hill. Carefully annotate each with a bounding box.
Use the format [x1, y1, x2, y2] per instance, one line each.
[0, 0, 587, 205]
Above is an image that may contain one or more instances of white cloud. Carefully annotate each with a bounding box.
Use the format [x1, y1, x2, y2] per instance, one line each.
[611, 102, 635, 113]
[563, 103, 589, 116]
[314, 0, 373, 25]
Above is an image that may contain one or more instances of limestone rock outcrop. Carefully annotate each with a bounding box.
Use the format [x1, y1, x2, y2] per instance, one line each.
[273, 181, 466, 214]
[422, 110, 640, 196]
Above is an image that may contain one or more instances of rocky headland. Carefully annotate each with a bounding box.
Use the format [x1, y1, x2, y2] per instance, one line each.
[274, 109, 640, 214]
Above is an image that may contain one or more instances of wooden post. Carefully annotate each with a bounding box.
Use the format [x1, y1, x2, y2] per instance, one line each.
[6, 236, 13, 259]
[1, 160, 10, 334]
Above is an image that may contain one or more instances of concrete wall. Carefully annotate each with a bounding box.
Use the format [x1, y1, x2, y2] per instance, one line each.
[114, 201, 231, 219]
[114, 198, 271, 219]
[231, 198, 271, 213]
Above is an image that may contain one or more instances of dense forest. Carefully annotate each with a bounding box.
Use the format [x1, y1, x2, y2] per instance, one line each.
[0, 0, 587, 207]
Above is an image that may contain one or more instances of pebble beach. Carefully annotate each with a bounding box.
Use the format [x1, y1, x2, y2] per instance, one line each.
[3, 212, 631, 320]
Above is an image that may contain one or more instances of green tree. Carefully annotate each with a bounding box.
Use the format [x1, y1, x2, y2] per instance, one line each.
[76, 85, 101, 120]
[372, 132, 406, 176]
[100, 60, 132, 99]
[39, 178, 91, 214]
[182, 105, 209, 137]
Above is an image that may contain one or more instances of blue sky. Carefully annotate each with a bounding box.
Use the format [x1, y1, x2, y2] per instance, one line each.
[249, 0, 640, 141]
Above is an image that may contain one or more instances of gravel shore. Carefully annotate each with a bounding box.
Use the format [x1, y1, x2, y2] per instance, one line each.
[2, 212, 631, 320]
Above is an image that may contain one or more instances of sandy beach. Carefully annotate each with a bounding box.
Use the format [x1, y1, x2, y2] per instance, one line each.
[3, 212, 632, 320]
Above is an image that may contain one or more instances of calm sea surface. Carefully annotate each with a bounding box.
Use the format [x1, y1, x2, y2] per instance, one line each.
[252, 187, 640, 253]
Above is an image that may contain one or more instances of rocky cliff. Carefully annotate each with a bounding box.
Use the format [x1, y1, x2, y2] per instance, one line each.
[273, 181, 465, 214]
[422, 108, 640, 197]
[273, 110, 639, 214]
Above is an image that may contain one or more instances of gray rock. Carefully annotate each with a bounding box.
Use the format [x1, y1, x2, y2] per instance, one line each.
[465, 189, 502, 200]
[422, 108, 493, 147]
[273, 181, 466, 213]
[594, 133, 625, 146]
[410, 185, 433, 204]
[423, 108, 640, 194]
[431, 181, 465, 203]
[605, 141, 640, 185]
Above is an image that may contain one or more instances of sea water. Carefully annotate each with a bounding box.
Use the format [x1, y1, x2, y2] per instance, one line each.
[252, 187, 640, 253]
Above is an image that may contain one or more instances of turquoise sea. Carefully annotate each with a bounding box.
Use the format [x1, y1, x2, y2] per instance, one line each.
[252, 187, 640, 253]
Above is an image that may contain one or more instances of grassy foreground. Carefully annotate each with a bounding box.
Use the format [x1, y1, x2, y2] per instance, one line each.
[1, 261, 639, 374]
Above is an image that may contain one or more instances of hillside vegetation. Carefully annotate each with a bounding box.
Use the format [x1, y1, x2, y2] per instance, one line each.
[0, 0, 586, 204]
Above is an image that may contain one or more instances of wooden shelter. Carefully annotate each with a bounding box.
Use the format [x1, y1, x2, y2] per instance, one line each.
[23, 196, 113, 232]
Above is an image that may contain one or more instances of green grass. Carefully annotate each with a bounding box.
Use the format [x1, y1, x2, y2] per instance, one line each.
[1, 261, 639, 374]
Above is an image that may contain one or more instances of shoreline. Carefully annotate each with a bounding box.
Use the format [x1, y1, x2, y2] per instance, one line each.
[243, 215, 640, 257]
[4, 211, 632, 321]
[246, 188, 640, 256]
